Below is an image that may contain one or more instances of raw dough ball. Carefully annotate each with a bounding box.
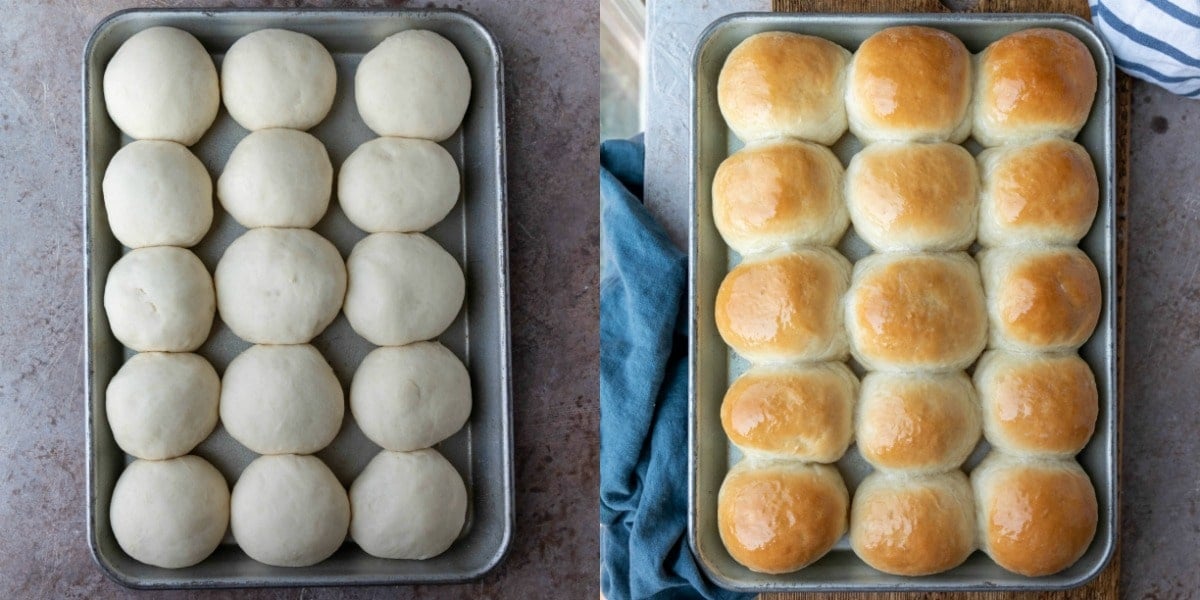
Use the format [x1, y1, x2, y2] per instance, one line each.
[106, 352, 219, 460]
[110, 456, 229, 568]
[217, 129, 333, 228]
[231, 454, 349, 567]
[220, 29, 337, 130]
[349, 449, 467, 559]
[351, 342, 471, 452]
[103, 140, 213, 248]
[104, 247, 215, 352]
[338, 137, 460, 233]
[355, 30, 471, 140]
[215, 228, 346, 344]
[343, 233, 464, 346]
[103, 27, 219, 145]
[221, 345, 344, 455]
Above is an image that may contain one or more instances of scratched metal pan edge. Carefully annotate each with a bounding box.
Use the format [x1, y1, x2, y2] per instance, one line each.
[688, 12, 1117, 593]
[83, 8, 513, 588]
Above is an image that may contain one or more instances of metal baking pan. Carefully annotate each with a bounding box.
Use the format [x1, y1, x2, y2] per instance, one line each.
[688, 13, 1116, 593]
[83, 8, 512, 588]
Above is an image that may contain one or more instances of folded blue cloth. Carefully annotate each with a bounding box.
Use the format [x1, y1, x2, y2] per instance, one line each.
[1091, 0, 1200, 97]
[599, 137, 748, 600]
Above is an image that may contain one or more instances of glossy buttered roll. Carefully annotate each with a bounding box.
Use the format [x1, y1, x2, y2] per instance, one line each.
[978, 246, 1102, 352]
[855, 371, 981, 474]
[845, 252, 987, 372]
[717, 32, 851, 144]
[712, 139, 848, 255]
[846, 26, 972, 143]
[720, 363, 857, 463]
[715, 248, 851, 363]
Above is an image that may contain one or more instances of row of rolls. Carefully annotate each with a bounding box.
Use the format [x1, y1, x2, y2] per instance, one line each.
[711, 25, 1103, 578]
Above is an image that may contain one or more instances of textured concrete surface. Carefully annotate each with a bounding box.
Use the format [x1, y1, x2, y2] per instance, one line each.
[0, 1, 598, 598]
[647, 2, 1200, 599]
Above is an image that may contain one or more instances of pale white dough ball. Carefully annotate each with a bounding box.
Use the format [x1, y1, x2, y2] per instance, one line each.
[106, 352, 219, 460]
[220, 345, 344, 455]
[338, 137, 460, 233]
[220, 29, 337, 130]
[103, 140, 213, 248]
[215, 228, 346, 344]
[351, 342, 471, 452]
[349, 449, 467, 559]
[103, 27, 219, 145]
[104, 247, 215, 352]
[217, 129, 333, 228]
[355, 30, 471, 140]
[230, 454, 349, 567]
[343, 233, 464, 346]
[110, 456, 229, 568]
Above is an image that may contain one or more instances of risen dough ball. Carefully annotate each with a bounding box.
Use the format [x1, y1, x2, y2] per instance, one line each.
[356, 30, 471, 141]
[217, 129, 333, 228]
[102, 140, 213, 248]
[220, 29, 337, 130]
[221, 345, 344, 455]
[344, 233, 465, 346]
[103, 27, 219, 145]
[351, 342, 471, 452]
[110, 456, 229, 568]
[104, 247, 214, 352]
[215, 228, 347, 344]
[349, 449, 467, 560]
[231, 454, 349, 567]
[106, 353, 219, 460]
[338, 137, 460, 233]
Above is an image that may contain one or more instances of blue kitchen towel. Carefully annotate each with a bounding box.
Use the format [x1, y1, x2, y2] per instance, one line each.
[1091, 0, 1200, 97]
[599, 137, 748, 600]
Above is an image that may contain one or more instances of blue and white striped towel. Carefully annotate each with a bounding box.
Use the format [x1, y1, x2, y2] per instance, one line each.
[1091, 0, 1200, 98]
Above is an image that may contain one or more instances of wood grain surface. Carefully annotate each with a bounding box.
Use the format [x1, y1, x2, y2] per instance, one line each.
[764, 1, 1130, 598]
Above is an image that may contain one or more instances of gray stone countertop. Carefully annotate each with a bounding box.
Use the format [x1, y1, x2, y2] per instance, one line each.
[646, 1, 1200, 598]
[0, 1, 598, 598]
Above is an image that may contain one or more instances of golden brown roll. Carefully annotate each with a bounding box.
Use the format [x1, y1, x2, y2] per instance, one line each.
[972, 28, 1098, 146]
[856, 371, 981, 474]
[715, 248, 851, 363]
[845, 142, 978, 252]
[721, 363, 858, 463]
[846, 26, 972, 143]
[971, 453, 1098, 577]
[973, 350, 1098, 458]
[718, 460, 848, 574]
[850, 471, 976, 576]
[845, 252, 986, 371]
[978, 247, 1102, 352]
[712, 139, 848, 254]
[717, 32, 851, 144]
[977, 138, 1099, 247]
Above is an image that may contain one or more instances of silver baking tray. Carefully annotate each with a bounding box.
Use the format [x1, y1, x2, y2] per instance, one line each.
[688, 13, 1116, 593]
[83, 8, 512, 588]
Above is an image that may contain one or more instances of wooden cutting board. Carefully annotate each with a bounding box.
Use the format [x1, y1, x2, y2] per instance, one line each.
[765, 1, 1130, 599]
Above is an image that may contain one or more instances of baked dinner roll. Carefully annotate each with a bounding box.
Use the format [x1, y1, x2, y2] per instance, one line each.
[978, 247, 1101, 352]
[977, 138, 1099, 247]
[712, 139, 847, 254]
[717, 32, 850, 144]
[974, 350, 1098, 458]
[846, 26, 972, 143]
[973, 28, 1098, 146]
[856, 371, 981, 474]
[845, 253, 986, 371]
[971, 454, 1098, 576]
[850, 471, 976, 576]
[718, 460, 848, 574]
[715, 248, 851, 363]
[720, 363, 857, 463]
[845, 142, 978, 251]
